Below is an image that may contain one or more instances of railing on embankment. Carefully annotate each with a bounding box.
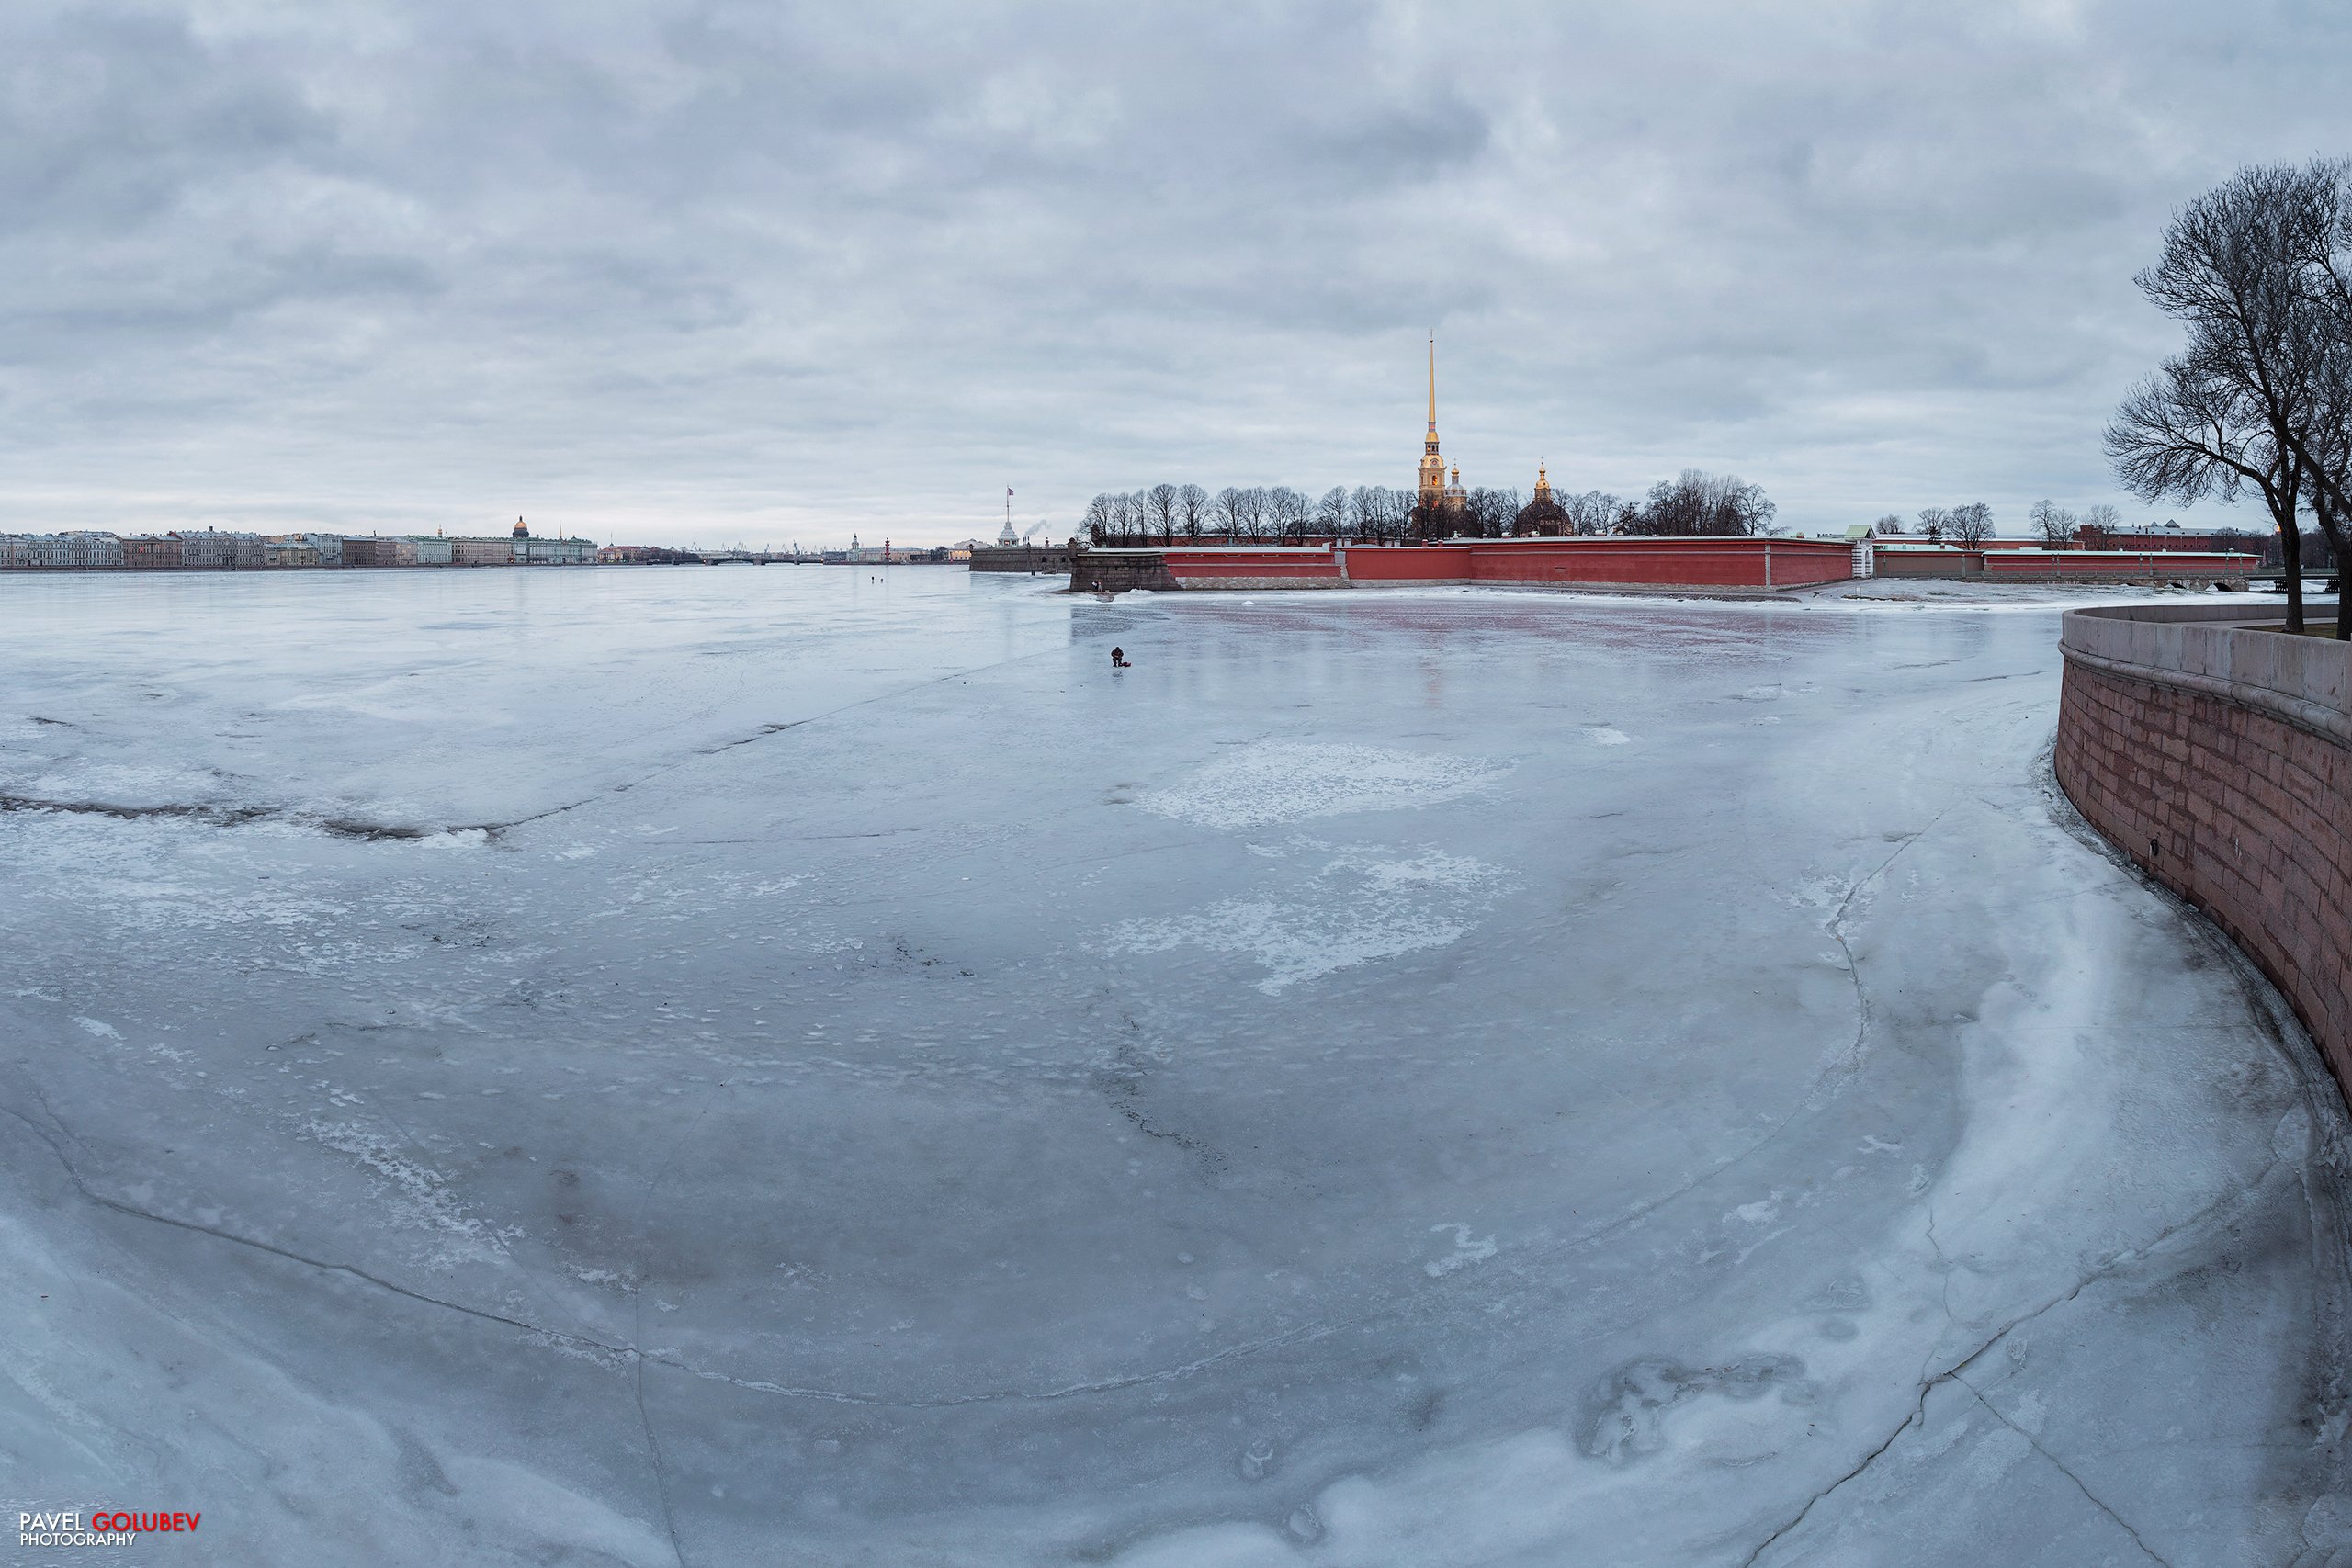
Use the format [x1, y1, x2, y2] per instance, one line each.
[2056, 603, 2351, 1104]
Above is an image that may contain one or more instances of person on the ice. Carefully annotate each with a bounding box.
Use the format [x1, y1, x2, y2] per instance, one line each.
[1111, 647, 1131, 668]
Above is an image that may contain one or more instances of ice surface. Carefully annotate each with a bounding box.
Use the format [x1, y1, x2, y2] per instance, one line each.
[0, 569, 2345, 1566]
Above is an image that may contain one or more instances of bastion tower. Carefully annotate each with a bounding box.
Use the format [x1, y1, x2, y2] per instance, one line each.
[1416, 339, 1467, 522]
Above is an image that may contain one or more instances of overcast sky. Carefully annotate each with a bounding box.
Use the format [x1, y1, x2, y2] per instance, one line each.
[6, 0, 2352, 547]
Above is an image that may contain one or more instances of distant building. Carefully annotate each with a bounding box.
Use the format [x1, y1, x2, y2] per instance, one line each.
[447, 518, 594, 566]
[122, 535, 184, 569]
[1512, 464, 1568, 536]
[178, 530, 266, 569]
[514, 535, 594, 565]
[408, 536, 455, 566]
[263, 538, 321, 568]
[343, 536, 419, 568]
[21, 532, 126, 569]
[451, 536, 514, 566]
[2075, 525, 2249, 553]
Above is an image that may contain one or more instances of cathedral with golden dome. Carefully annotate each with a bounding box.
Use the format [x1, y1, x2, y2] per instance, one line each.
[1415, 338, 1468, 523]
[1413, 343, 1576, 536]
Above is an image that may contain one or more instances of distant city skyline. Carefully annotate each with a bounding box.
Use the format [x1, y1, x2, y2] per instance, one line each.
[7, 2, 2352, 547]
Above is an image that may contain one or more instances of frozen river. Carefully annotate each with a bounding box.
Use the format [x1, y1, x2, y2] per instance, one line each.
[1, 569, 2345, 1566]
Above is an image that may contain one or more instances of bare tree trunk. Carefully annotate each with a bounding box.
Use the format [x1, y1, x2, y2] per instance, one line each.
[2309, 489, 2352, 637]
[2279, 480, 2307, 634]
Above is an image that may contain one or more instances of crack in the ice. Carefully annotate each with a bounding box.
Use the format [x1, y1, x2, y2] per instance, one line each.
[4, 640, 1069, 853]
[694, 722, 801, 755]
[1737, 1377, 1930, 1568]
[1739, 1163, 2280, 1566]
[3, 1094, 1322, 1411]
[1957, 1382, 2172, 1565]
[1815, 807, 1952, 1107]
[1922, 1206, 1959, 1376]
[0, 794, 276, 829]
[0, 791, 464, 842]
[628, 1071, 730, 1564]
[664, 1325, 1330, 1408]
[635, 1354, 687, 1568]
[0, 1100, 617, 1352]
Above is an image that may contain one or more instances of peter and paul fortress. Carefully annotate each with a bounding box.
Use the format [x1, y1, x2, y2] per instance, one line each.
[1415, 337, 1468, 525]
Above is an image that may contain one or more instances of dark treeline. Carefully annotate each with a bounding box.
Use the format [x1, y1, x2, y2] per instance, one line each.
[1080, 471, 1776, 546]
[2107, 157, 2352, 635]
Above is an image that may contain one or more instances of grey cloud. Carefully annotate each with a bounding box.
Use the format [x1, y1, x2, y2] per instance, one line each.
[2, 0, 2351, 541]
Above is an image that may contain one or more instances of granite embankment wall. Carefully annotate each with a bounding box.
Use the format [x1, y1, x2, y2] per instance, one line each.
[969, 547, 1079, 574]
[2057, 604, 2351, 1103]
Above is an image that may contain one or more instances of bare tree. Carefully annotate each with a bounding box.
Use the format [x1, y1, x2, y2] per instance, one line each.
[2077, 502, 2120, 548]
[1239, 487, 1272, 539]
[1178, 484, 1208, 540]
[2029, 500, 2075, 547]
[1915, 506, 1948, 545]
[1083, 492, 1116, 545]
[1317, 486, 1348, 536]
[1266, 486, 1309, 541]
[2124, 163, 2327, 628]
[1462, 487, 1518, 537]
[2275, 173, 2352, 628]
[1873, 513, 1904, 536]
[1142, 484, 1178, 544]
[1945, 502, 1995, 549]
[1630, 470, 1776, 536]
[2108, 354, 2305, 620]
[1563, 491, 1622, 536]
[1212, 487, 1246, 541]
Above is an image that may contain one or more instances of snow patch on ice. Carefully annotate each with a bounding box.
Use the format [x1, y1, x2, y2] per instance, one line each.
[1584, 727, 1632, 746]
[1424, 1223, 1498, 1276]
[1138, 742, 1509, 829]
[300, 1119, 504, 1258]
[1103, 843, 1507, 991]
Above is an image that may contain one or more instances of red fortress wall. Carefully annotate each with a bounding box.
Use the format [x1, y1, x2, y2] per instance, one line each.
[1069, 536, 1860, 592]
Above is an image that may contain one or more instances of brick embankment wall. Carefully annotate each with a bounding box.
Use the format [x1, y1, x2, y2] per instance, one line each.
[2055, 604, 2350, 1104]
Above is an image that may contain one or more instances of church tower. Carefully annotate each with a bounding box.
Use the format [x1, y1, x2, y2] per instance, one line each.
[1416, 338, 1451, 513]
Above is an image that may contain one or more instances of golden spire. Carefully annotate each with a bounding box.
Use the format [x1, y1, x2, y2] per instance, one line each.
[1427, 335, 1437, 435]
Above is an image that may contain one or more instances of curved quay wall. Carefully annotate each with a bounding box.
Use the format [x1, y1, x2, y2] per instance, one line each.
[2057, 603, 2351, 1103]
